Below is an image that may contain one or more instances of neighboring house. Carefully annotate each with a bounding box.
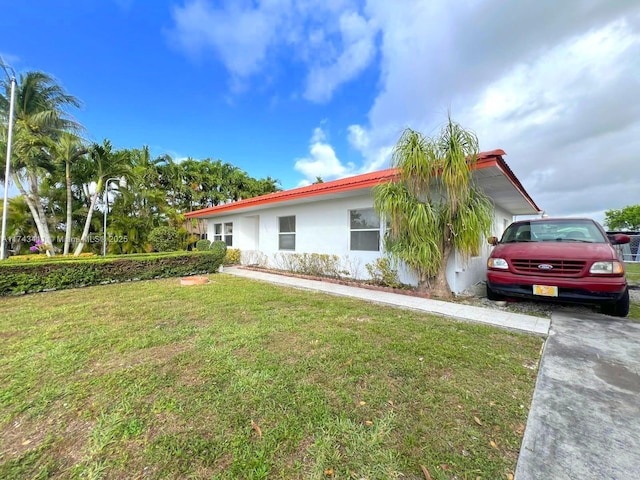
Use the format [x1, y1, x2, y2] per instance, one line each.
[185, 150, 540, 293]
[184, 217, 208, 241]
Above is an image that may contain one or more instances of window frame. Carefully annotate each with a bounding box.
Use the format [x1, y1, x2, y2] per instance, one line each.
[349, 208, 381, 252]
[278, 215, 296, 251]
[213, 222, 233, 246]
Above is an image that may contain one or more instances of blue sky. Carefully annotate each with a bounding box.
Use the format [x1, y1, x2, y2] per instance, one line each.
[2, 1, 639, 222]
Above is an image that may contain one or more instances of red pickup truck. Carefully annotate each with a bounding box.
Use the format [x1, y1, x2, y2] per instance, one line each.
[486, 218, 630, 317]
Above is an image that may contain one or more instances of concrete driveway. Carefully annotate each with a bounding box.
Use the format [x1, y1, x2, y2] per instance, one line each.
[515, 311, 640, 479]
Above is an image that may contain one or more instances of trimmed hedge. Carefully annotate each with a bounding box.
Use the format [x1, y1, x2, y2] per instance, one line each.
[195, 239, 212, 251]
[210, 240, 227, 258]
[7, 252, 97, 262]
[0, 251, 224, 296]
[149, 226, 180, 252]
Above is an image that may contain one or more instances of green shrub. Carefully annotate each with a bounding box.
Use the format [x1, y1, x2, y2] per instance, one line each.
[365, 257, 401, 288]
[274, 253, 345, 278]
[0, 251, 223, 296]
[195, 239, 212, 251]
[210, 240, 227, 259]
[225, 248, 241, 265]
[148, 226, 180, 252]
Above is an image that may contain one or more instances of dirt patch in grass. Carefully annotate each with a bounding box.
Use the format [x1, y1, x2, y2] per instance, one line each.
[1, 410, 92, 468]
[88, 339, 195, 376]
[0, 413, 51, 461]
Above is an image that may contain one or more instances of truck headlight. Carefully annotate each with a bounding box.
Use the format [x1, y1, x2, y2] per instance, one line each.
[590, 261, 624, 275]
[488, 258, 508, 269]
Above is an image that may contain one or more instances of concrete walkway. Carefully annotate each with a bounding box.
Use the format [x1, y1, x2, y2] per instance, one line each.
[224, 266, 550, 335]
[515, 311, 640, 479]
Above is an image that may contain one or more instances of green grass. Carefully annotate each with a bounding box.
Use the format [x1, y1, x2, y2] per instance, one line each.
[0, 275, 543, 479]
[626, 263, 640, 320]
[626, 262, 640, 286]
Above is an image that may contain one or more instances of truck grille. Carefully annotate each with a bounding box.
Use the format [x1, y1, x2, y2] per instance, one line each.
[511, 259, 586, 276]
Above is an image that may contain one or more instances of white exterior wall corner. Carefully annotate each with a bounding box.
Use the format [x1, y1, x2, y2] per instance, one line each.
[446, 204, 513, 294]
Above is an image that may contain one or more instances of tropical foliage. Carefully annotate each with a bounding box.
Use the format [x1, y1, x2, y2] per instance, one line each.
[374, 118, 494, 298]
[1, 71, 81, 254]
[148, 226, 180, 252]
[1, 68, 280, 257]
[605, 204, 640, 231]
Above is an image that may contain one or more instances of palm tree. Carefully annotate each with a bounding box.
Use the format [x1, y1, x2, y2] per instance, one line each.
[0, 196, 37, 254]
[73, 140, 131, 256]
[373, 118, 494, 298]
[1, 71, 81, 255]
[128, 146, 167, 223]
[48, 132, 87, 254]
[157, 155, 184, 210]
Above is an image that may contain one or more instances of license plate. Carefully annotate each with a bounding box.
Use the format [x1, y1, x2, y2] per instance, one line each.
[533, 285, 558, 297]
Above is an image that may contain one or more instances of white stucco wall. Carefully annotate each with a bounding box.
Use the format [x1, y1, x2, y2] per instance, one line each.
[446, 204, 513, 293]
[205, 196, 514, 294]
[207, 194, 379, 279]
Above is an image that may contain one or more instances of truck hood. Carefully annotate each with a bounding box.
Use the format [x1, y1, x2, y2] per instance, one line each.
[491, 242, 618, 261]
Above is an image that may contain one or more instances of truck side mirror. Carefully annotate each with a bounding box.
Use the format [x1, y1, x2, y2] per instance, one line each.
[610, 233, 631, 245]
[488, 236, 498, 246]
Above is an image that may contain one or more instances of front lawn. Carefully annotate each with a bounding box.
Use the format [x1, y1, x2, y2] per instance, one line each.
[0, 275, 542, 479]
[626, 263, 640, 319]
[626, 262, 640, 287]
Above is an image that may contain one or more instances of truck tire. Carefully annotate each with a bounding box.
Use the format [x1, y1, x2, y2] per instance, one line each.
[602, 288, 629, 317]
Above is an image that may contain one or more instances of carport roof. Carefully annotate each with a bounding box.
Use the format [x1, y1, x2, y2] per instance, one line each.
[185, 149, 540, 218]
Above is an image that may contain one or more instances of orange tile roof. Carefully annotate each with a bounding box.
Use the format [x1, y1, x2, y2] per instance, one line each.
[185, 149, 539, 217]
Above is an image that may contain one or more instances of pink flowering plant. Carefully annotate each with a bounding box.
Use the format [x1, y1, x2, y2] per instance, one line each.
[29, 240, 49, 254]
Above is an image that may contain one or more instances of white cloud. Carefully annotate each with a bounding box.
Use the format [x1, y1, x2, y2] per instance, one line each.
[347, 1, 640, 221]
[467, 19, 637, 131]
[347, 124, 392, 172]
[168, 0, 377, 102]
[456, 18, 640, 218]
[169, 0, 285, 78]
[170, 0, 640, 221]
[294, 127, 355, 184]
[303, 11, 379, 102]
[293, 124, 392, 185]
[310, 126, 326, 143]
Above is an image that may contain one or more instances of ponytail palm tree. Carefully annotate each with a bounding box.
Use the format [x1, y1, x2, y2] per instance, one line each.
[373, 118, 494, 298]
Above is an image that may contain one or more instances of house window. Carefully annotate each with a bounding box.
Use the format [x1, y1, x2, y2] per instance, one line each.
[224, 222, 233, 246]
[350, 208, 380, 251]
[278, 216, 296, 250]
[213, 222, 233, 246]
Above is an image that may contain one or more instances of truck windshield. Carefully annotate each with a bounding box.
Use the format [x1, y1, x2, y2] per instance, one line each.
[501, 220, 607, 243]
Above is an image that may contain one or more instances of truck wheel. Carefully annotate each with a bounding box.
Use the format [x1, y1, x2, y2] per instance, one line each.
[486, 283, 504, 301]
[602, 288, 629, 317]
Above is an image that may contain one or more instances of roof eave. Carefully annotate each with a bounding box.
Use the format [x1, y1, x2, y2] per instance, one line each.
[185, 151, 540, 218]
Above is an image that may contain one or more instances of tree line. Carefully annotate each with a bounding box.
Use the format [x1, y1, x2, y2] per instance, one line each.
[0, 70, 279, 256]
[605, 205, 640, 232]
